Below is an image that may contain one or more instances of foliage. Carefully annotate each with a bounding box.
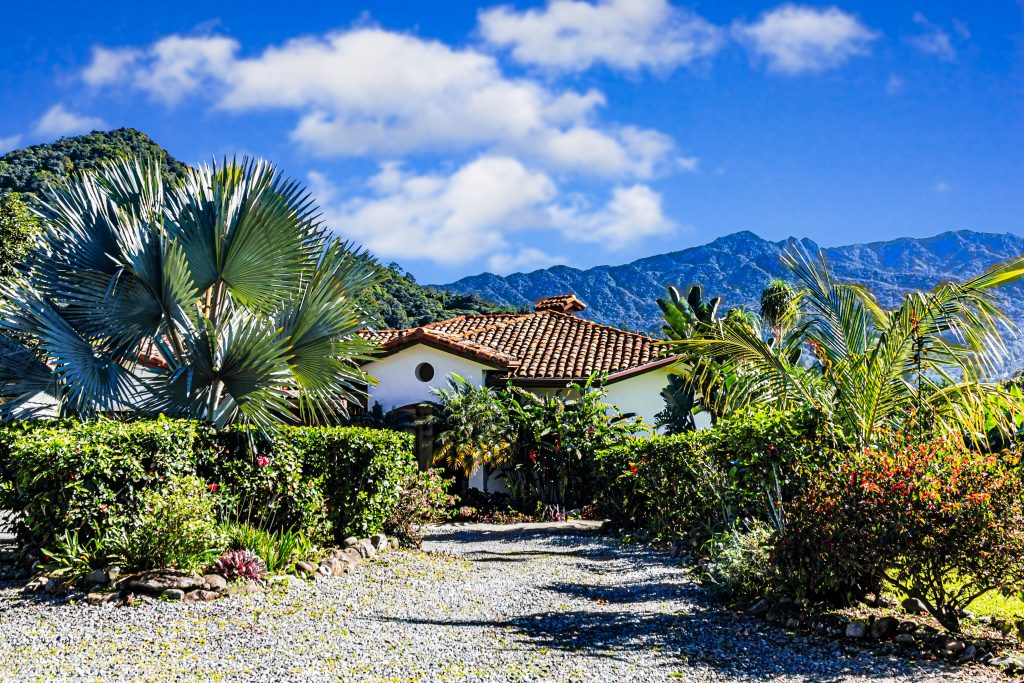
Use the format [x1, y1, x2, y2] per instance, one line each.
[210, 549, 266, 582]
[384, 468, 455, 548]
[107, 475, 224, 572]
[657, 284, 725, 426]
[223, 523, 313, 574]
[595, 407, 835, 542]
[705, 520, 780, 601]
[0, 128, 186, 198]
[759, 279, 800, 347]
[2, 419, 414, 560]
[3, 418, 213, 553]
[0, 193, 40, 280]
[40, 529, 108, 579]
[654, 373, 698, 434]
[361, 262, 524, 329]
[278, 426, 416, 541]
[778, 439, 1024, 631]
[0, 156, 381, 429]
[672, 242, 1024, 448]
[431, 375, 513, 476]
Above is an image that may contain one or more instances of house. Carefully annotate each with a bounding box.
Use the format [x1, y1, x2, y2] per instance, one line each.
[360, 294, 691, 490]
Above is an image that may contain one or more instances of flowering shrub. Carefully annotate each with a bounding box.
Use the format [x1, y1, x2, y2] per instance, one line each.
[210, 549, 266, 582]
[777, 438, 1024, 631]
[705, 520, 780, 601]
[384, 468, 455, 547]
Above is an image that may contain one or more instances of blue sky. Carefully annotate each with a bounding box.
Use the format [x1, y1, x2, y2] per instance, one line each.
[1, 1, 1021, 283]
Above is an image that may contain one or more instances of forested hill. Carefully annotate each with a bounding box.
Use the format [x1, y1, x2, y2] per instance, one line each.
[0, 129, 513, 328]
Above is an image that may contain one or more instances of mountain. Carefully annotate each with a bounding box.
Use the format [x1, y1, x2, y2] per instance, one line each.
[437, 230, 1024, 372]
[0, 129, 514, 328]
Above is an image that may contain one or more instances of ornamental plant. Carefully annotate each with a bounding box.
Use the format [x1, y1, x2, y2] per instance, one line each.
[211, 549, 266, 582]
[778, 438, 1024, 632]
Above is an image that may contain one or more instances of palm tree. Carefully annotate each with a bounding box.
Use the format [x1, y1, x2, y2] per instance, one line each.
[0, 157, 381, 430]
[670, 242, 1024, 448]
[759, 279, 799, 347]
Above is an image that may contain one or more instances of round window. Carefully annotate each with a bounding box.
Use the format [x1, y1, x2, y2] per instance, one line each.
[415, 362, 435, 382]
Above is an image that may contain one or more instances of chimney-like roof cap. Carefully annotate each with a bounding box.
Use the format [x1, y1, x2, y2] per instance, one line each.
[534, 293, 586, 314]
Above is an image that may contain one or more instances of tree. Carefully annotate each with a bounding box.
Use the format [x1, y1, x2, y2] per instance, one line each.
[759, 279, 799, 347]
[0, 193, 40, 280]
[0, 157, 381, 429]
[671, 242, 1024, 447]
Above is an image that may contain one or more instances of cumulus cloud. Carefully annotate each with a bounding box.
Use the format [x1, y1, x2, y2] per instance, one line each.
[478, 0, 721, 73]
[82, 28, 677, 179]
[733, 4, 879, 75]
[907, 13, 956, 61]
[312, 157, 672, 266]
[35, 105, 106, 137]
[0, 134, 22, 154]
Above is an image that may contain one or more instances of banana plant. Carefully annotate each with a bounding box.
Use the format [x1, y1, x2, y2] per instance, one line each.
[0, 156, 381, 431]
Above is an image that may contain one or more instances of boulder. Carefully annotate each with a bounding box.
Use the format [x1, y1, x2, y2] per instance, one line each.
[894, 633, 916, 645]
[86, 591, 121, 606]
[203, 574, 228, 592]
[185, 589, 220, 602]
[343, 548, 363, 567]
[343, 536, 359, 548]
[388, 538, 400, 550]
[355, 539, 376, 558]
[870, 616, 899, 640]
[370, 533, 388, 551]
[124, 571, 205, 595]
[162, 588, 185, 601]
[901, 597, 927, 615]
[845, 621, 867, 639]
[85, 568, 110, 587]
[295, 561, 315, 575]
[746, 599, 772, 617]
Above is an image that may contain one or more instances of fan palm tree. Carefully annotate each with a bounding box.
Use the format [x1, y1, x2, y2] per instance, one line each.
[0, 156, 381, 430]
[670, 242, 1024, 448]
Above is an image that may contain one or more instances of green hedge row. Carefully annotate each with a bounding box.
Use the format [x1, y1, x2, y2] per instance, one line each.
[0, 418, 415, 554]
[594, 407, 838, 544]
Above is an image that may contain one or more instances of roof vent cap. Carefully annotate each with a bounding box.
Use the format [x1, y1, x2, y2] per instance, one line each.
[534, 294, 586, 315]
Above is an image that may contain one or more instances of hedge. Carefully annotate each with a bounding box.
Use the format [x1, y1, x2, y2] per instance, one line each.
[1, 418, 414, 555]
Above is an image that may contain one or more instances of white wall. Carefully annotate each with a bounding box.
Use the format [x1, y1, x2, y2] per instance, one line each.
[604, 367, 712, 433]
[363, 344, 495, 411]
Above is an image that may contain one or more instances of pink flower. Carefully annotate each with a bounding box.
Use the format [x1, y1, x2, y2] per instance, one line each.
[256, 456, 271, 468]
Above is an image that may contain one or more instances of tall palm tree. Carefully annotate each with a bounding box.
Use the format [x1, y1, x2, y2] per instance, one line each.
[759, 279, 800, 347]
[0, 157, 381, 430]
[670, 242, 1024, 447]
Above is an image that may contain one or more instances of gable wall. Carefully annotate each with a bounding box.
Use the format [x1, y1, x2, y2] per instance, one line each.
[363, 344, 496, 411]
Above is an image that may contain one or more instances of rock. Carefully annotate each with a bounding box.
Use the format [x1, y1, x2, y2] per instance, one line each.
[203, 574, 228, 592]
[388, 538, 400, 550]
[959, 644, 977, 662]
[343, 536, 359, 548]
[894, 633, 916, 645]
[85, 568, 109, 586]
[901, 597, 927, 615]
[225, 581, 262, 597]
[746, 599, 772, 617]
[44, 578, 69, 596]
[124, 571, 205, 595]
[765, 601, 793, 624]
[784, 617, 801, 629]
[316, 564, 331, 577]
[870, 616, 899, 640]
[106, 566, 121, 583]
[185, 589, 219, 602]
[22, 576, 48, 593]
[162, 588, 185, 601]
[845, 621, 867, 639]
[85, 591, 119, 606]
[370, 533, 387, 550]
[861, 592, 878, 607]
[943, 639, 965, 655]
[295, 561, 315, 575]
[265, 575, 290, 586]
[342, 548, 362, 566]
[121, 593, 139, 607]
[355, 539, 376, 558]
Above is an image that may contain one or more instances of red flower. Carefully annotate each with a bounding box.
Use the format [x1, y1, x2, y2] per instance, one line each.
[207, 483, 219, 492]
[256, 456, 271, 468]
[529, 449, 537, 463]
[629, 462, 638, 475]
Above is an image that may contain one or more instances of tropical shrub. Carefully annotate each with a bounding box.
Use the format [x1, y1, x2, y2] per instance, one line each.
[40, 529, 108, 579]
[107, 474, 224, 572]
[211, 549, 266, 582]
[384, 468, 455, 547]
[705, 520, 780, 601]
[278, 426, 416, 541]
[777, 439, 1024, 631]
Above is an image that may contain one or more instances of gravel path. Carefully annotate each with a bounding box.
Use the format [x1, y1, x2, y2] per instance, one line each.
[0, 524, 999, 682]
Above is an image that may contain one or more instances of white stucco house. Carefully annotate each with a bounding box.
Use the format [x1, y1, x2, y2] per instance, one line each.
[359, 294, 691, 490]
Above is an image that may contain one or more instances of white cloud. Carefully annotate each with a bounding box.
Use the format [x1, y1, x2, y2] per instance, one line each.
[0, 134, 22, 154]
[488, 247, 565, 274]
[733, 4, 879, 75]
[907, 13, 956, 61]
[478, 0, 721, 73]
[35, 105, 106, 137]
[313, 157, 673, 266]
[84, 28, 676, 179]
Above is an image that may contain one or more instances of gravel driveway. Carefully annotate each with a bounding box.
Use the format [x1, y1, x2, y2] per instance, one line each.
[0, 523, 998, 682]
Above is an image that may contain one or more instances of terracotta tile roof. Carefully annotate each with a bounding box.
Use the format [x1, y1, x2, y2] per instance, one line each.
[361, 303, 675, 382]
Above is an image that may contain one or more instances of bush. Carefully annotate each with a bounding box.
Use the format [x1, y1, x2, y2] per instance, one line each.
[594, 407, 834, 543]
[778, 439, 1024, 631]
[385, 468, 455, 547]
[223, 523, 314, 574]
[211, 549, 266, 582]
[3, 418, 214, 553]
[279, 426, 416, 541]
[705, 520, 779, 602]
[107, 474, 224, 572]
